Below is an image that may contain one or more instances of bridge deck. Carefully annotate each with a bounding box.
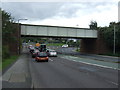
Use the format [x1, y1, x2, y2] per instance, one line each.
[21, 24, 97, 38]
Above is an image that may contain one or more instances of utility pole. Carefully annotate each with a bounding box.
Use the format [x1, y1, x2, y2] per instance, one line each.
[113, 25, 116, 54]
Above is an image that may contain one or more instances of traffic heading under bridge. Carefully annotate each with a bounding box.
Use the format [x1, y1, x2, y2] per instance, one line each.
[17, 24, 108, 54]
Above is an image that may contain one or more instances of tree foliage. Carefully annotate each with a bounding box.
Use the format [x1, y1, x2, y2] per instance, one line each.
[89, 20, 97, 29]
[2, 9, 15, 42]
[2, 9, 16, 59]
[98, 22, 120, 52]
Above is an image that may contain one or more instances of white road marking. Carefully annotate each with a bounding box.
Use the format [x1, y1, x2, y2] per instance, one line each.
[73, 59, 120, 70]
[0, 76, 2, 81]
[59, 56, 120, 70]
[109, 81, 118, 86]
[106, 80, 118, 86]
[77, 60, 120, 70]
[49, 58, 53, 61]
[58, 56, 119, 86]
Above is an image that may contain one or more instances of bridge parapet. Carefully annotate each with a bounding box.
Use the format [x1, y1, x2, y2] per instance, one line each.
[21, 24, 98, 38]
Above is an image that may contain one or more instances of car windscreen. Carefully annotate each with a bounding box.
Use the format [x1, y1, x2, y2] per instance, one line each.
[30, 47, 35, 49]
[38, 53, 47, 57]
[34, 50, 39, 53]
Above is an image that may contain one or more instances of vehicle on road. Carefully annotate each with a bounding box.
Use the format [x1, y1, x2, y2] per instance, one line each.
[29, 46, 35, 53]
[62, 44, 68, 48]
[39, 44, 46, 52]
[31, 49, 40, 58]
[35, 52, 48, 62]
[28, 45, 33, 49]
[46, 49, 57, 57]
[35, 46, 40, 50]
[35, 43, 40, 47]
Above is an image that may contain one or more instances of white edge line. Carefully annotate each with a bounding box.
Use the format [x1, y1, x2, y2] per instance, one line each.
[59, 56, 119, 86]
[72, 59, 120, 70]
[108, 81, 119, 86]
[60, 57, 120, 70]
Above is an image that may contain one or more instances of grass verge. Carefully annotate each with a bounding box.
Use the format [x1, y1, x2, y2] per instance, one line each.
[47, 43, 64, 46]
[99, 53, 120, 57]
[76, 48, 80, 52]
[2, 55, 19, 70]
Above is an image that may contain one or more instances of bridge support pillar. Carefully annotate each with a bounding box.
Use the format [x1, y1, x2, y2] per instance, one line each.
[80, 38, 110, 54]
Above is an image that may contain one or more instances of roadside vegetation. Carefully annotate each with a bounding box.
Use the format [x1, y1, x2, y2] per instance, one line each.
[76, 48, 80, 52]
[98, 22, 120, 54]
[90, 21, 120, 57]
[2, 9, 19, 70]
[47, 43, 64, 46]
[99, 53, 120, 57]
[2, 9, 15, 58]
[2, 55, 19, 70]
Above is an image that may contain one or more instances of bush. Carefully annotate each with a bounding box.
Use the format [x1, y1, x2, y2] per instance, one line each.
[98, 22, 120, 53]
[2, 45, 10, 60]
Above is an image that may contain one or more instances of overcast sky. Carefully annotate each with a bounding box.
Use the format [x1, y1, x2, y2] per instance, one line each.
[1, 0, 119, 28]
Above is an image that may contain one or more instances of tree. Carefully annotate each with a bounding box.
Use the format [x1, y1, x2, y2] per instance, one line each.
[99, 22, 120, 53]
[89, 21, 97, 29]
[2, 9, 16, 59]
[2, 9, 15, 43]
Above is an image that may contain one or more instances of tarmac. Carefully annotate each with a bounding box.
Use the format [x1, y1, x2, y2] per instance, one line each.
[56, 47, 120, 63]
[1, 46, 119, 89]
[76, 53, 120, 63]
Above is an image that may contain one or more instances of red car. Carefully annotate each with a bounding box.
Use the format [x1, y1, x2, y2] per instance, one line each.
[35, 52, 48, 62]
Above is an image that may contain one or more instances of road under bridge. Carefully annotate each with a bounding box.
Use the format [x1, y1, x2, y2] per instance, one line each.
[13, 23, 110, 55]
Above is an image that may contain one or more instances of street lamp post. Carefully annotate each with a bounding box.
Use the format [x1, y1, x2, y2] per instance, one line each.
[17, 19, 28, 54]
[113, 25, 116, 54]
[18, 19, 28, 24]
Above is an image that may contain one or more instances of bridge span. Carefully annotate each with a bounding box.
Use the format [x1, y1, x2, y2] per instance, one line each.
[11, 23, 109, 55]
[20, 24, 97, 38]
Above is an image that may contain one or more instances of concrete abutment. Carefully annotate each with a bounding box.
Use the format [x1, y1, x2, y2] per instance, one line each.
[80, 31, 110, 54]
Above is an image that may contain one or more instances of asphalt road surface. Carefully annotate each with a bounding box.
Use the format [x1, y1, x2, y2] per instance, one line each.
[2, 44, 119, 89]
[29, 52, 118, 88]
